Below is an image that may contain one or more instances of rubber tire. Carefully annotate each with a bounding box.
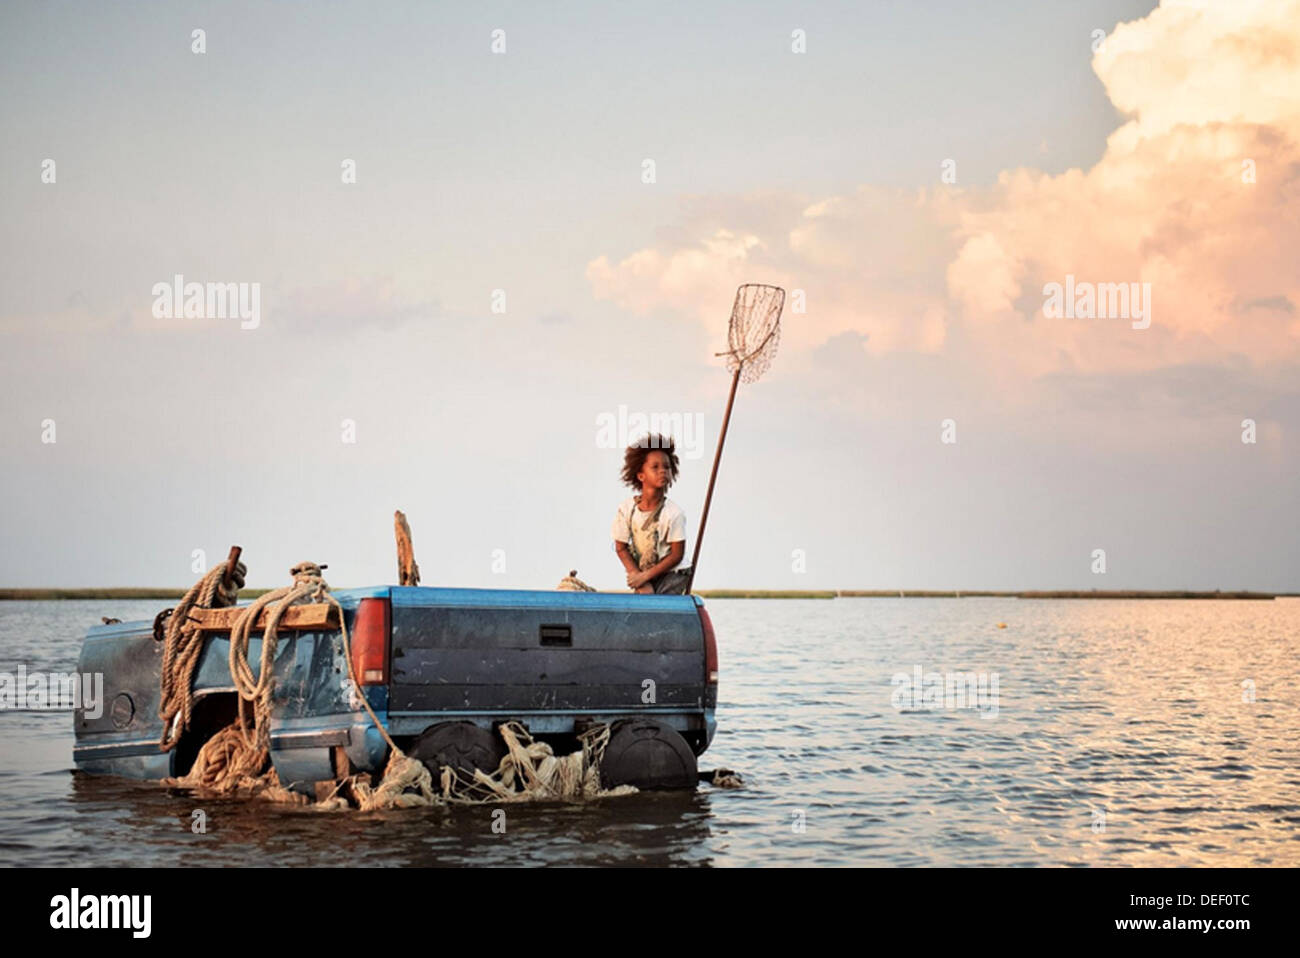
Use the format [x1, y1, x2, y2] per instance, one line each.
[408, 721, 506, 781]
[599, 719, 698, 790]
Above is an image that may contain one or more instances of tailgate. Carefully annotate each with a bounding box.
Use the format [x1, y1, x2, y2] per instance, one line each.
[388, 586, 705, 712]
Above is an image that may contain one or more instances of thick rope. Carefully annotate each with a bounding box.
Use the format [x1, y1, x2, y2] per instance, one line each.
[556, 569, 597, 592]
[158, 563, 242, 752]
[228, 562, 327, 752]
[160, 560, 438, 809]
[161, 562, 333, 804]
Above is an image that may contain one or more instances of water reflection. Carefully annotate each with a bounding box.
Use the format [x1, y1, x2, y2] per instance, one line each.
[66, 771, 717, 866]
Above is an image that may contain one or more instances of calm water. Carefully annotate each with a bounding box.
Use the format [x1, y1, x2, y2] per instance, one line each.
[2, 597, 1298, 867]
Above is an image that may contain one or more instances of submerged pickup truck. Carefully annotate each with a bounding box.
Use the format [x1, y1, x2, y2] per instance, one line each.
[74, 586, 719, 793]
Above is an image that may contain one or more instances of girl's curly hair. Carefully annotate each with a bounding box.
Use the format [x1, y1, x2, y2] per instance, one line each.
[620, 433, 680, 490]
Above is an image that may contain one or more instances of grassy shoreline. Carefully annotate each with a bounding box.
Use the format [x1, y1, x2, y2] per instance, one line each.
[0, 588, 276, 601]
[0, 587, 1288, 601]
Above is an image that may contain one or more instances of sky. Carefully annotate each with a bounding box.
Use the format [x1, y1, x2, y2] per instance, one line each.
[1, 0, 1296, 591]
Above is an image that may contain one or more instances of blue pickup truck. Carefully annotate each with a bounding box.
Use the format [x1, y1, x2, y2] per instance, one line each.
[74, 585, 719, 793]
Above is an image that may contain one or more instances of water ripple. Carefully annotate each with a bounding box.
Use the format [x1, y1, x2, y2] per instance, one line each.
[1, 597, 1298, 865]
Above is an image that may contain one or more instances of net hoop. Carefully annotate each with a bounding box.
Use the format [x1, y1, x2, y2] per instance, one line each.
[715, 284, 784, 384]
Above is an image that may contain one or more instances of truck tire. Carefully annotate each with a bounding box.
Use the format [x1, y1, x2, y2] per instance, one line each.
[409, 721, 506, 782]
[599, 719, 698, 790]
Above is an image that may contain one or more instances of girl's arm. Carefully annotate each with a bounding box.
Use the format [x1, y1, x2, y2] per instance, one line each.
[614, 540, 639, 573]
[627, 541, 685, 590]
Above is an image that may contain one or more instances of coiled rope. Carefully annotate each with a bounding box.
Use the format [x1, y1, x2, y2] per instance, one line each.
[228, 562, 339, 753]
[158, 562, 243, 752]
[160, 560, 433, 808]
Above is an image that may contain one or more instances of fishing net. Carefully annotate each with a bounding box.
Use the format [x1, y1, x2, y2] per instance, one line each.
[719, 284, 784, 383]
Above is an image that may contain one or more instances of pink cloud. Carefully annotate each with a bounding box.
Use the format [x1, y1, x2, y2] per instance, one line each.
[586, 0, 1300, 379]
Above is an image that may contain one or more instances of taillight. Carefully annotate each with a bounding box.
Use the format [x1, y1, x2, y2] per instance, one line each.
[699, 605, 718, 684]
[351, 598, 390, 686]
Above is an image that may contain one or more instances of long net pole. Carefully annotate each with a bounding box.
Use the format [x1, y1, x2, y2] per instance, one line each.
[684, 365, 743, 594]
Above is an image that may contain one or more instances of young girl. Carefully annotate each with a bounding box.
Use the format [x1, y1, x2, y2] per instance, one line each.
[611, 433, 692, 594]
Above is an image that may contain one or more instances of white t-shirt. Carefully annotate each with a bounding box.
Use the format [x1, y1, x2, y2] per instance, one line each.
[611, 496, 687, 565]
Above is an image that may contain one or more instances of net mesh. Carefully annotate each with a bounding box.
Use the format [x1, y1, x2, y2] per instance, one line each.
[718, 284, 784, 383]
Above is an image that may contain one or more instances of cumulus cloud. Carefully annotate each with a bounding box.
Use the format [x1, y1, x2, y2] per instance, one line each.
[588, 187, 962, 355]
[586, 0, 1300, 379]
[587, 228, 769, 323]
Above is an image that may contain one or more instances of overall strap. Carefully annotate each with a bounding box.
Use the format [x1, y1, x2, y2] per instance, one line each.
[628, 493, 667, 571]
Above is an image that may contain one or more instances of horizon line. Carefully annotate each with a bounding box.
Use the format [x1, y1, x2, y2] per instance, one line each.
[0, 587, 1294, 601]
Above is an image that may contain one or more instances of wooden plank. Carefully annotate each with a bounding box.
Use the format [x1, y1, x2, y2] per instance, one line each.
[189, 603, 339, 633]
